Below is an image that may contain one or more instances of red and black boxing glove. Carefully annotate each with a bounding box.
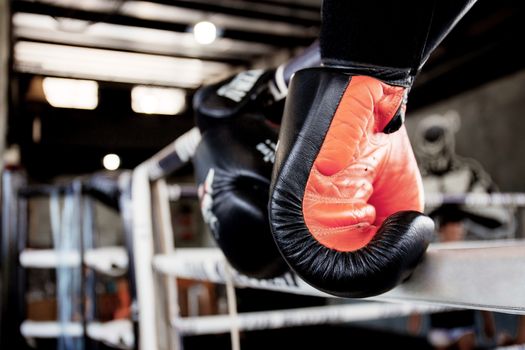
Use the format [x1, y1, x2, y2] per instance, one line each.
[270, 69, 432, 297]
[269, 0, 476, 297]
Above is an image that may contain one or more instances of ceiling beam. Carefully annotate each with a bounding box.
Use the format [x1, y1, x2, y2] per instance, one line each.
[143, 0, 320, 27]
[13, 36, 251, 66]
[12, 1, 317, 47]
[13, 41, 233, 88]
[240, 0, 321, 12]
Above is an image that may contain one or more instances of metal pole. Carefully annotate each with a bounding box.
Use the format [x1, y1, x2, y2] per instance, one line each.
[81, 188, 99, 350]
[119, 171, 139, 350]
[0, 0, 10, 165]
[131, 164, 159, 350]
[151, 179, 181, 350]
[1, 170, 27, 348]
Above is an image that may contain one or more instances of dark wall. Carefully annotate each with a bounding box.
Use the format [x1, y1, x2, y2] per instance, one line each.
[406, 69, 525, 192]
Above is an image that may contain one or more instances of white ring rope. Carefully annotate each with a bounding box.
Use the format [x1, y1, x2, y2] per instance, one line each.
[21, 321, 83, 338]
[148, 127, 201, 180]
[225, 264, 241, 350]
[173, 127, 201, 164]
[175, 302, 449, 336]
[425, 192, 525, 207]
[19, 246, 128, 276]
[153, 242, 525, 314]
[20, 320, 134, 349]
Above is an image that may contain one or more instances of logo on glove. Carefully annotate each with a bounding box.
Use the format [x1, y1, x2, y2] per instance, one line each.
[217, 69, 264, 102]
[256, 139, 277, 163]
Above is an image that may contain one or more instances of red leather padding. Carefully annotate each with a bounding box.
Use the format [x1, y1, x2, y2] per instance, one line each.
[302, 76, 424, 252]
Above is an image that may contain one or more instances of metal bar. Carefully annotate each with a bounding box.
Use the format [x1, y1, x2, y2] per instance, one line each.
[153, 241, 525, 315]
[131, 164, 159, 350]
[224, 265, 240, 350]
[151, 179, 182, 349]
[16, 177, 29, 346]
[175, 302, 449, 336]
[1, 170, 27, 349]
[118, 172, 140, 350]
[72, 180, 91, 348]
[82, 195, 100, 350]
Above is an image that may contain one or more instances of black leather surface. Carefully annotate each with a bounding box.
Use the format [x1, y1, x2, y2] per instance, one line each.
[194, 115, 288, 278]
[320, 0, 477, 86]
[269, 68, 433, 297]
[194, 70, 283, 130]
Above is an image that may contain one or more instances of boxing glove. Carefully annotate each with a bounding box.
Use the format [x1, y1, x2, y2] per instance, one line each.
[194, 41, 320, 130]
[191, 43, 320, 277]
[193, 115, 287, 278]
[194, 68, 288, 131]
[269, 0, 476, 297]
[270, 69, 432, 297]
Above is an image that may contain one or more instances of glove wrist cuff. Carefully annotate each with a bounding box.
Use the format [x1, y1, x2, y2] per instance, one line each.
[321, 59, 415, 88]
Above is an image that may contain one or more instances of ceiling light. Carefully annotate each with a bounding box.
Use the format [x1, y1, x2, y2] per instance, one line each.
[193, 21, 217, 45]
[102, 154, 121, 171]
[42, 77, 98, 109]
[131, 86, 186, 115]
[15, 41, 230, 88]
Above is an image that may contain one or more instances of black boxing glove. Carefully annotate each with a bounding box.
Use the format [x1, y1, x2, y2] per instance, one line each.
[194, 41, 321, 130]
[193, 115, 287, 278]
[191, 43, 320, 277]
[194, 68, 288, 131]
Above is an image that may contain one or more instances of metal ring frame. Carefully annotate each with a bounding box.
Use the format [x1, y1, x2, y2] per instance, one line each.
[1, 171, 137, 349]
[130, 129, 525, 350]
[3, 127, 525, 349]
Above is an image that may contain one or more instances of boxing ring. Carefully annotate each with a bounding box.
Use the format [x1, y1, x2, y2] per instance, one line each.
[131, 128, 525, 349]
[2, 128, 525, 350]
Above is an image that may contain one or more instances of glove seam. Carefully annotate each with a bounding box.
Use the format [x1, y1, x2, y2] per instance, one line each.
[310, 223, 375, 236]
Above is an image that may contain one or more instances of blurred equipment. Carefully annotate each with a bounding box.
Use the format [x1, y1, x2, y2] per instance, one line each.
[415, 111, 516, 239]
[1, 170, 137, 349]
